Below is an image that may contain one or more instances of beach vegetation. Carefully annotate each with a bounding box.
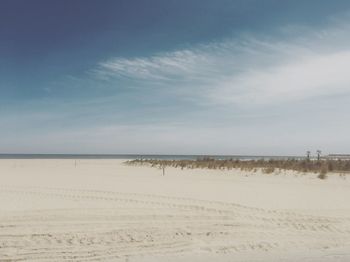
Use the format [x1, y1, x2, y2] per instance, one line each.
[126, 158, 350, 177]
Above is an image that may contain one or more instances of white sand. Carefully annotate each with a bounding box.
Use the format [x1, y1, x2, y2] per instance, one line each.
[0, 159, 350, 261]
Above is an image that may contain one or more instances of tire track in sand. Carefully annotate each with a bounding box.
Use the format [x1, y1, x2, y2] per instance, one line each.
[0, 186, 350, 261]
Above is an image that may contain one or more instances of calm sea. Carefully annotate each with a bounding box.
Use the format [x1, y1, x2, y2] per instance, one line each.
[0, 154, 303, 160]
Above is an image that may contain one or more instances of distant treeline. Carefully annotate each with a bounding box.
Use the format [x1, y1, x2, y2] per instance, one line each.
[126, 158, 350, 178]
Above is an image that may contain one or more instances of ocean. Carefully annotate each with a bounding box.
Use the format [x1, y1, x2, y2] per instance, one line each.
[0, 154, 304, 160]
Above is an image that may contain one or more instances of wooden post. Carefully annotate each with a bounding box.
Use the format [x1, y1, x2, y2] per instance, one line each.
[317, 150, 322, 161]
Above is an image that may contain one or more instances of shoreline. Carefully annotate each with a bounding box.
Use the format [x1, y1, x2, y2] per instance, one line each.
[0, 153, 304, 160]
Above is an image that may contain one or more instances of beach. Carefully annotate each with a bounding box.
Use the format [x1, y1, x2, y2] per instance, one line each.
[0, 159, 350, 261]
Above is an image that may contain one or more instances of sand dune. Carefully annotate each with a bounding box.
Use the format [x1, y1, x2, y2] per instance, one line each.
[0, 159, 350, 261]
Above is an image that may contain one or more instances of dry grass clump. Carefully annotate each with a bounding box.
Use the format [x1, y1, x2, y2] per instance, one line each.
[125, 158, 350, 178]
[262, 167, 275, 174]
[318, 164, 329, 179]
[318, 171, 327, 180]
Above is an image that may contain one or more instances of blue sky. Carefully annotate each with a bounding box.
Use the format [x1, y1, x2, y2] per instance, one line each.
[1, 0, 350, 155]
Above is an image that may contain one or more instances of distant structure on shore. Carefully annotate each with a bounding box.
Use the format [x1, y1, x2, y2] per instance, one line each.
[305, 150, 350, 160]
[326, 154, 350, 160]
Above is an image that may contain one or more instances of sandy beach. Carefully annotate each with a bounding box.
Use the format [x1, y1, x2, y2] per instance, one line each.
[0, 159, 350, 261]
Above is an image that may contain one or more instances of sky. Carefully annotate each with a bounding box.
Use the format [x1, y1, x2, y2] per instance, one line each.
[1, 0, 350, 155]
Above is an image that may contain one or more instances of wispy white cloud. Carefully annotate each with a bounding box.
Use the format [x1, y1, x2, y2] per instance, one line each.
[213, 50, 350, 106]
[95, 50, 209, 81]
[94, 17, 350, 109]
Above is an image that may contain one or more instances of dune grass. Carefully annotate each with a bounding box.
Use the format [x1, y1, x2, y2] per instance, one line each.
[126, 157, 350, 178]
